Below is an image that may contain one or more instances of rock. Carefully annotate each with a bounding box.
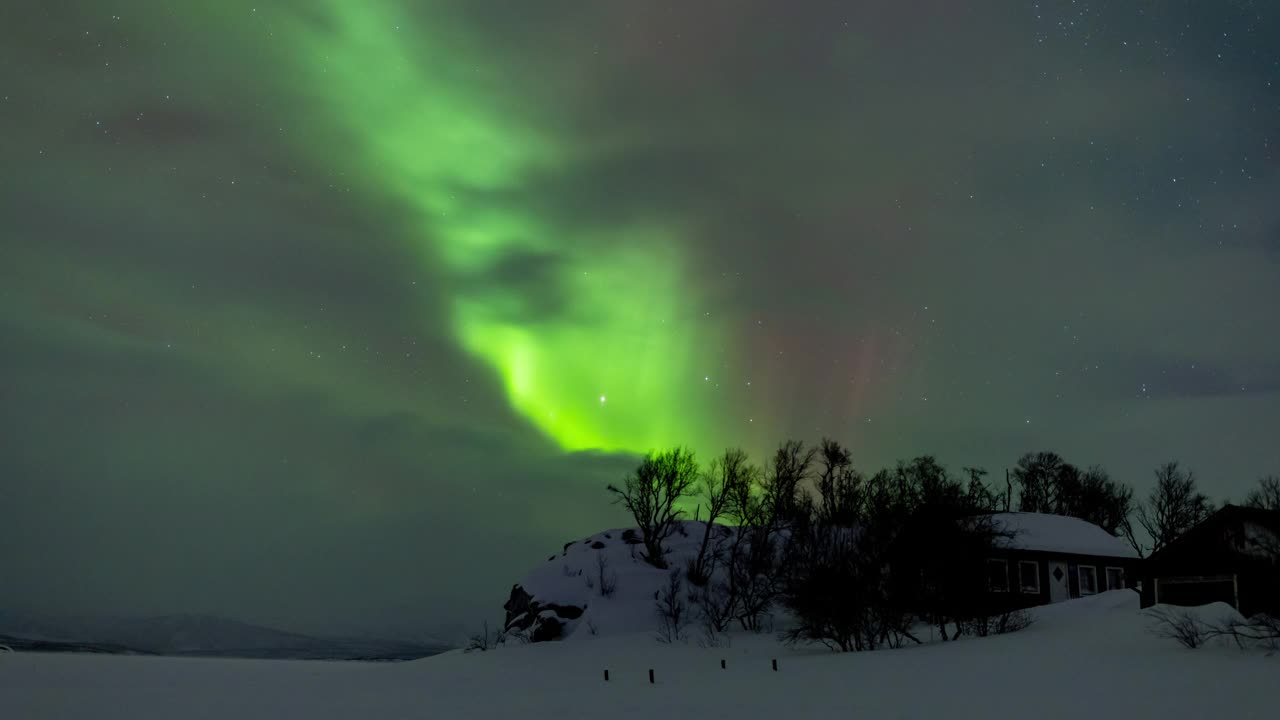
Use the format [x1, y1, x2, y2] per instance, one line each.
[502, 584, 584, 643]
[530, 616, 564, 643]
[590, 541, 606, 549]
[503, 585, 535, 628]
[548, 603, 584, 620]
[622, 529, 641, 545]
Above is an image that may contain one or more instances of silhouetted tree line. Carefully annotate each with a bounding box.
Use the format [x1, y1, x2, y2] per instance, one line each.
[1007, 451, 1133, 534]
[607, 440, 1278, 652]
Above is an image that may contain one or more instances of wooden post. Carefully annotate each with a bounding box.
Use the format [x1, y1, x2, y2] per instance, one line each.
[648, 668, 654, 684]
[1154, 578, 1160, 605]
[771, 658, 778, 672]
[1233, 574, 1240, 611]
[603, 669, 609, 682]
[720, 659, 726, 669]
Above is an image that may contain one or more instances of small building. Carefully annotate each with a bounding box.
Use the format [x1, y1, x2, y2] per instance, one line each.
[1139, 504, 1280, 618]
[983, 512, 1141, 610]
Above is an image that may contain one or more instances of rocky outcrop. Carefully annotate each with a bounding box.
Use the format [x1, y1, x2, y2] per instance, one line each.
[529, 616, 563, 643]
[502, 584, 584, 642]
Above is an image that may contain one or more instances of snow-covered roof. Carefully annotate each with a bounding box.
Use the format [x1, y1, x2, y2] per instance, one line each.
[987, 512, 1138, 559]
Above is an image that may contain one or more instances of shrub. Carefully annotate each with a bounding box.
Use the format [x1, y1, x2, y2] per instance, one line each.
[1147, 607, 1210, 649]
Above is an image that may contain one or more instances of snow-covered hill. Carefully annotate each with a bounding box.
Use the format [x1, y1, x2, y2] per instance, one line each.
[503, 521, 733, 642]
[3, 593, 1275, 719]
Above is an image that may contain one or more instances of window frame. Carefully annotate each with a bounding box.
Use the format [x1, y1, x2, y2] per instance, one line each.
[1105, 566, 1125, 591]
[987, 558, 1010, 593]
[1078, 564, 1099, 596]
[1018, 560, 1041, 594]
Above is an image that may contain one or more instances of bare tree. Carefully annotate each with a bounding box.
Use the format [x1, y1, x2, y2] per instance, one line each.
[729, 524, 778, 632]
[688, 449, 750, 586]
[1215, 614, 1280, 651]
[467, 620, 504, 652]
[655, 569, 687, 644]
[889, 458, 1014, 641]
[596, 553, 617, 598]
[1147, 607, 1210, 649]
[725, 457, 765, 527]
[1011, 453, 1133, 535]
[1120, 517, 1147, 558]
[963, 466, 1001, 512]
[964, 608, 1033, 637]
[691, 543, 738, 639]
[815, 439, 863, 525]
[1058, 465, 1134, 535]
[702, 454, 778, 633]
[608, 448, 699, 569]
[777, 453, 1014, 650]
[1134, 462, 1214, 555]
[778, 500, 871, 651]
[693, 444, 812, 635]
[1012, 451, 1068, 513]
[696, 556, 737, 632]
[1245, 476, 1280, 511]
[761, 440, 815, 529]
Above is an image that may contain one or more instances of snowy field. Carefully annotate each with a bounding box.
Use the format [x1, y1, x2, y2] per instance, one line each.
[3, 592, 1275, 719]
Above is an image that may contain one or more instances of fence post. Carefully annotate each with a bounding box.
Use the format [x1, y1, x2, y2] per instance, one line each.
[648, 668, 654, 684]
[720, 659, 726, 669]
[603, 669, 609, 682]
[771, 658, 778, 671]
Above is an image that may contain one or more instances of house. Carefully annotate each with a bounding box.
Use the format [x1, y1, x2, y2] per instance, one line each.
[1139, 504, 1280, 618]
[982, 512, 1141, 611]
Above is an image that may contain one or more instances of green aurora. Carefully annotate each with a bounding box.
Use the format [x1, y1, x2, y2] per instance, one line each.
[233, 1, 728, 453]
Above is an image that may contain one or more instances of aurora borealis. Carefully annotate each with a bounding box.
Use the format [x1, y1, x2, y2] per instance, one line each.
[224, 0, 733, 453]
[2, 1, 1279, 636]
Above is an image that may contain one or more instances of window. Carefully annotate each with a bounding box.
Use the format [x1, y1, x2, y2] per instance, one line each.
[987, 559, 1009, 592]
[1105, 567, 1125, 591]
[1019, 560, 1040, 594]
[1078, 565, 1098, 595]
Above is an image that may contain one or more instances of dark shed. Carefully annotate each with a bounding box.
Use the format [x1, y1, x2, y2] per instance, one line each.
[1140, 504, 1280, 618]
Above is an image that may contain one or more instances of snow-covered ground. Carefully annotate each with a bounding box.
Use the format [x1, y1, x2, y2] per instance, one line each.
[3, 592, 1275, 719]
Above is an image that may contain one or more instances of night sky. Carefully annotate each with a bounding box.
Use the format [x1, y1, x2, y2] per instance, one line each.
[2, 1, 1278, 638]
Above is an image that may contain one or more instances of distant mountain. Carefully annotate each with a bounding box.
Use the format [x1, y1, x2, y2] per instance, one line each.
[0, 633, 149, 655]
[0, 611, 448, 660]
